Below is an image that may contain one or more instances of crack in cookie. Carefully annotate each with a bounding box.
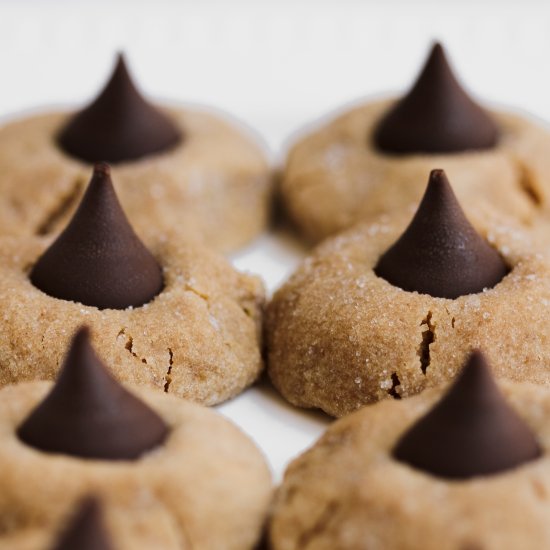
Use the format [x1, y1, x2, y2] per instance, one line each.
[164, 348, 174, 393]
[387, 372, 402, 400]
[418, 312, 435, 375]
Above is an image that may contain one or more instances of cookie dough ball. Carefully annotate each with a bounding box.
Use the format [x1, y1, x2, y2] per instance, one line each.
[0, 55, 271, 252]
[0, 165, 264, 405]
[270, 353, 549, 550]
[267, 170, 550, 416]
[281, 42, 550, 242]
[0, 329, 272, 550]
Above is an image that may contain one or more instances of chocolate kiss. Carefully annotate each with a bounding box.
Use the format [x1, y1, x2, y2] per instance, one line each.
[30, 163, 164, 310]
[57, 53, 181, 163]
[393, 350, 541, 479]
[17, 327, 169, 460]
[374, 169, 508, 299]
[373, 42, 499, 154]
[52, 497, 114, 550]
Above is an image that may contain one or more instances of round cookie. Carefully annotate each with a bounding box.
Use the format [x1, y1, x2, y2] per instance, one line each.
[0, 330, 272, 550]
[0, 55, 271, 252]
[281, 43, 550, 242]
[0, 165, 264, 405]
[267, 170, 550, 417]
[269, 353, 549, 550]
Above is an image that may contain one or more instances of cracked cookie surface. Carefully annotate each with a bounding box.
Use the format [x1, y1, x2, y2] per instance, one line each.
[0, 382, 272, 550]
[0, 108, 271, 252]
[270, 380, 550, 550]
[266, 214, 550, 416]
[0, 234, 264, 405]
[282, 99, 550, 242]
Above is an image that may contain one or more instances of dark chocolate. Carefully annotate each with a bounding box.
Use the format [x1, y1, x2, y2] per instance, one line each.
[30, 163, 163, 310]
[374, 169, 508, 298]
[17, 327, 169, 460]
[373, 42, 498, 154]
[51, 497, 113, 550]
[57, 53, 181, 163]
[393, 350, 541, 479]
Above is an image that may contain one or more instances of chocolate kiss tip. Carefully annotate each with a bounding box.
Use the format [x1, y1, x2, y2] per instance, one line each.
[393, 350, 541, 479]
[374, 169, 508, 299]
[94, 161, 111, 176]
[30, 164, 164, 310]
[51, 497, 114, 550]
[373, 42, 499, 154]
[17, 327, 169, 460]
[57, 53, 181, 164]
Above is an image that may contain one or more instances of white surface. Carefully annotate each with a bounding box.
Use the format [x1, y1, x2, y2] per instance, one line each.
[223, 229, 330, 480]
[1, 0, 550, 479]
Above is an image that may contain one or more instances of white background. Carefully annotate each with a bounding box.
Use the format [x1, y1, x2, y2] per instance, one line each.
[1, 0, 549, 479]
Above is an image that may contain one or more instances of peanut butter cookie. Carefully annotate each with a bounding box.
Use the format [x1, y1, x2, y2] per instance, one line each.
[0, 55, 271, 252]
[0, 165, 264, 405]
[0, 329, 272, 550]
[267, 170, 550, 416]
[282, 43, 550, 242]
[270, 352, 548, 550]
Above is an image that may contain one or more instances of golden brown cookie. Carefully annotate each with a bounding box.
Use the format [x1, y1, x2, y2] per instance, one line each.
[0, 161, 265, 405]
[281, 45, 550, 243]
[0, 57, 271, 252]
[0, 229, 264, 404]
[267, 172, 550, 417]
[0, 381, 272, 550]
[270, 356, 550, 550]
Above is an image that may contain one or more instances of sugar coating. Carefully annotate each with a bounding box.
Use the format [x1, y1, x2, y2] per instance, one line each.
[0, 108, 271, 252]
[270, 380, 550, 550]
[0, 234, 265, 405]
[281, 99, 550, 242]
[266, 214, 550, 417]
[0, 382, 272, 550]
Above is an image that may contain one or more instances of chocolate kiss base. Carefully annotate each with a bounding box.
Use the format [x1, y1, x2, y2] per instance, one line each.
[30, 163, 164, 310]
[57, 54, 181, 164]
[17, 327, 169, 461]
[373, 42, 499, 154]
[393, 351, 541, 479]
[374, 169, 508, 299]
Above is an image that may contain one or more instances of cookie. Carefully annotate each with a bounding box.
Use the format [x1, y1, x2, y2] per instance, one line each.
[0, 55, 271, 252]
[0, 165, 264, 405]
[267, 170, 550, 416]
[270, 352, 549, 550]
[281, 43, 550, 242]
[0, 329, 272, 550]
